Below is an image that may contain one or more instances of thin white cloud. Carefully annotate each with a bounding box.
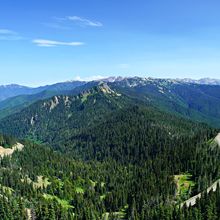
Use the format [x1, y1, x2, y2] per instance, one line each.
[45, 16, 103, 30]
[74, 75, 107, 81]
[0, 28, 22, 40]
[67, 16, 103, 27]
[33, 39, 84, 47]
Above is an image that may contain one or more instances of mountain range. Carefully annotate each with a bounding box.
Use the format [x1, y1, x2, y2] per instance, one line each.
[1, 76, 220, 126]
[1, 76, 220, 101]
[0, 80, 85, 102]
[0, 76, 220, 219]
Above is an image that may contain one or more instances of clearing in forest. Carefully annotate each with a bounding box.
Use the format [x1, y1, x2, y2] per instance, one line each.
[0, 143, 24, 157]
[43, 194, 74, 209]
[174, 174, 195, 200]
[21, 175, 50, 189]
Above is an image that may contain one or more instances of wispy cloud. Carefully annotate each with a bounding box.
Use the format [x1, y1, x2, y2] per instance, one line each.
[46, 16, 103, 29]
[74, 75, 107, 81]
[0, 29, 22, 40]
[67, 16, 103, 27]
[33, 39, 84, 47]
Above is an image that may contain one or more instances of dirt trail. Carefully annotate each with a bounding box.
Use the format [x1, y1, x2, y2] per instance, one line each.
[181, 133, 220, 207]
[181, 179, 220, 207]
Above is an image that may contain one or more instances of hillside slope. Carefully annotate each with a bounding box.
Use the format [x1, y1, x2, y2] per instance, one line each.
[110, 77, 220, 127]
[0, 83, 128, 146]
[0, 81, 86, 119]
[0, 81, 85, 102]
[0, 98, 219, 219]
[2, 77, 220, 128]
[0, 82, 220, 219]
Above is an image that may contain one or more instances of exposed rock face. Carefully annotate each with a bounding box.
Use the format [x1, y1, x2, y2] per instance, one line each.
[49, 96, 59, 111]
[214, 133, 220, 146]
[98, 83, 121, 96]
[0, 143, 24, 157]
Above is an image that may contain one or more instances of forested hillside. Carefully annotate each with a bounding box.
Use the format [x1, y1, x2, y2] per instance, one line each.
[2, 77, 220, 128]
[0, 81, 86, 119]
[0, 83, 131, 144]
[0, 81, 220, 219]
[110, 77, 220, 127]
[0, 90, 65, 120]
[1, 0, 220, 217]
[0, 81, 85, 102]
[0, 118, 219, 219]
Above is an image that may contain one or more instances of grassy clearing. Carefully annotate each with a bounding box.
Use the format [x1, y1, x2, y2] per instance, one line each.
[81, 93, 90, 103]
[75, 186, 84, 194]
[43, 194, 73, 209]
[89, 179, 97, 187]
[21, 175, 50, 189]
[174, 174, 195, 201]
[34, 176, 50, 189]
[0, 184, 14, 195]
[54, 178, 64, 188]
[102, 205, 128, 220]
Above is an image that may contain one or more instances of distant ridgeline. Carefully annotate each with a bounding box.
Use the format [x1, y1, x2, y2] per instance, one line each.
[0, 78, 219, 219]
[1, 77, 220, 127]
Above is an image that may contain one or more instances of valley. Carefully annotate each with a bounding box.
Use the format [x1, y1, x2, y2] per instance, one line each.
[2, 0, 220, 218]
[0, 77, 220, 219]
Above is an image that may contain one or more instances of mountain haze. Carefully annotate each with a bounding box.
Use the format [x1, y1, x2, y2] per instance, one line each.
[0, 81, 85, 101]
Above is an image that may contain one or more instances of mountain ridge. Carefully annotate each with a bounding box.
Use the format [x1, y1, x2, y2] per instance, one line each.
[0, 78, 220, 219]
[0, 80, 86, 101]
[1, 76, 220, 127]
[2, 76, 220, 89]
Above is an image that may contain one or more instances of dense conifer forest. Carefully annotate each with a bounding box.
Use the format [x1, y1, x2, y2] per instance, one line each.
[0, 83, 220, 219]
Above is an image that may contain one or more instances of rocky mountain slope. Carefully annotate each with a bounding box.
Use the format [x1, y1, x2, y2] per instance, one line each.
[2, 77, 220, 127]
[0, 79, 220, 219]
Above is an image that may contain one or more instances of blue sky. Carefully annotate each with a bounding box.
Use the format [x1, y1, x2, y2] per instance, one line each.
[1, 0, 220, 86]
